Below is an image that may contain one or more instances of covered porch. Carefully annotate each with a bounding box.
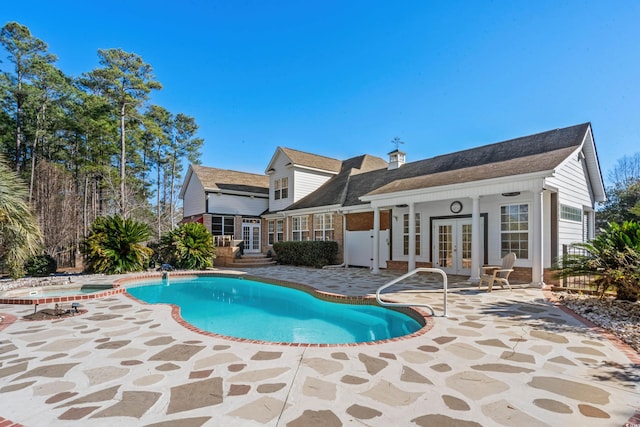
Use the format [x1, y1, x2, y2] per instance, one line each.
[362, 175, 563, 286]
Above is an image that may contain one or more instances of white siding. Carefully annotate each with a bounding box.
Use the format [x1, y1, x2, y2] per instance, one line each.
[268, 152, 294, 212]
[268, 151, 335, 212]
[482, 193, 533, 267]
[182, 175, 205, 217]
[390, 196, 533, 268]
[208, 193, 268, 216]
[547, 152, 593, 248]
[293, 169, 334, 202]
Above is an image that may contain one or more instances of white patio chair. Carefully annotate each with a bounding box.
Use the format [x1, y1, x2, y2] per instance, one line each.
[478, 252, 516, 292]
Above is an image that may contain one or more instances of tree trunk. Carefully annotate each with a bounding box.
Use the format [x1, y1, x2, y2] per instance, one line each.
[120, 101, 126, 217]
[157, 146, 161, 240]
[169, 156, 176, 230]
[15, 77, 22, 172]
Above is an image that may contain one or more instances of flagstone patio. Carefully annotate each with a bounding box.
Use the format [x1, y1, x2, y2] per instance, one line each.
[1, 266, 638, 426]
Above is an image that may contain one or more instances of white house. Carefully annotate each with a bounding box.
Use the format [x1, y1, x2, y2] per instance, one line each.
[179, 165, 270, 253]
[180, 123, 605, 285]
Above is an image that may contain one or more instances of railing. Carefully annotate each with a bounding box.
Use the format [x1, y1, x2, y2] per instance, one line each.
[214, 235, 233, 247]
[558, 244, 597, 291]
[375, 268, 448, 317]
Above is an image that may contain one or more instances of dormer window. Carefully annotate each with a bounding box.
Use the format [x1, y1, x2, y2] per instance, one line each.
[274, 177, 289, 200]
[274, 179, 281, 200]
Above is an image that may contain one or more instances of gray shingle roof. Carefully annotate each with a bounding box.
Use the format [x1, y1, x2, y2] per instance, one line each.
[191, 165, 270, 194]
[284, 122, 590, 210]
[280, 147, 343, 173]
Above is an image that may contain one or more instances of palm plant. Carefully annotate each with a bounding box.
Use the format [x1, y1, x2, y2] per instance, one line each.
[82, 215, 153, 274]
[0, 156, 43, 278]
[555, 221, 640, 301]
[158, 222, 215, 270]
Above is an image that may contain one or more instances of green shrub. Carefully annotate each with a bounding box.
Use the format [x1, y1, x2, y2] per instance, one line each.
[273, 241, 338, 268]
[554, 221, 640, 301]
[158, 222, 215, 270]
[25, 254, 57, 277]
[81, 215, 153, 274]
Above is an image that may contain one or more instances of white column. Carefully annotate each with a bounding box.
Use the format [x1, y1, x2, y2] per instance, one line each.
[470, 196, 481, 283]
[372, 207, 380, 274]
[408, 202, 416, 271]
[532, 190, 545, 286]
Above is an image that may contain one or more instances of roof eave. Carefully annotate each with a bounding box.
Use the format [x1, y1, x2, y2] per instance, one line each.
[360, 170, 553, 203]
[276, 204, 343, 216]
[178, 165, 195, 200]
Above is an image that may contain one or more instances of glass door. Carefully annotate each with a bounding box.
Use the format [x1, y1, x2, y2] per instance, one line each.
[242, 220, 261, 253]
[432, 218, 478, 275]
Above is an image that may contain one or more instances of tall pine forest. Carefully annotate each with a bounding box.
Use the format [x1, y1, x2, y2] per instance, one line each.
[0, 22, 203, 269]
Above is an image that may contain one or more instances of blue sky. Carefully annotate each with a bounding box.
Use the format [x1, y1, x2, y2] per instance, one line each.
[2, 1, 639, 184]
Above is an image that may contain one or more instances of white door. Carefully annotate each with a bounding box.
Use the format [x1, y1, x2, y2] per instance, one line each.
[344, 230, 389, 268]
[432, 218, 481, 275]
[242, 220, 261, 253]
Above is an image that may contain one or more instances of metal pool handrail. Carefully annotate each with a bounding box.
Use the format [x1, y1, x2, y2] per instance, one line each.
[375, 268, 448, 317]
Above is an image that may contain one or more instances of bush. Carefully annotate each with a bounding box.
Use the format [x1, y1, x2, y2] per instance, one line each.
[273, 241, 338, 268]
[81, 215, 153, 274]
[158, 222, 215, 270]
[24, 254, 57, 277]
[555, 221, 640, 301]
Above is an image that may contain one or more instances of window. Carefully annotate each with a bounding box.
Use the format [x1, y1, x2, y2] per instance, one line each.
[560, 204, 582, 222]
[402, 213, 421, 256]
[583, 212, 591, 242]
[268, 219, 284, 245]
[276, 219, 284, 242]
[274, 179, 281, 200]
[292, 216, 309, 241]
[211, 215, 234, 237]
[500, 204, 528, 258]
[314, 213, 334, 240]
[274, 177, 288, 200]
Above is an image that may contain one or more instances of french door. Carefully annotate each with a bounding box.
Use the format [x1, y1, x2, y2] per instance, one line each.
[242, 220, 261, 253]
[432, 218, 481, 275]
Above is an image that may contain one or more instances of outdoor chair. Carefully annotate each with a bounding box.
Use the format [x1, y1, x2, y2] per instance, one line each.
[478, 252, 516, 292]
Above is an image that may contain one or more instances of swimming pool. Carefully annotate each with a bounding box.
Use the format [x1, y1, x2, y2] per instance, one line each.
[126, 275, 424, 344]
[0, 284, 116, 304]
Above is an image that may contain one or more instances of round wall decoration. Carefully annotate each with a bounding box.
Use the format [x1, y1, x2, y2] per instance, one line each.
[450, 201, 463, 213]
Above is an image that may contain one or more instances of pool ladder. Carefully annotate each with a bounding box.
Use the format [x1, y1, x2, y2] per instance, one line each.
[375, 268, 448, 317]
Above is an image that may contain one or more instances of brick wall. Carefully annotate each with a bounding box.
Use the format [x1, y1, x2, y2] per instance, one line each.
[385, 260, 433, 272]
[345, 211, 390, 231]
[543, 268, 560, 286]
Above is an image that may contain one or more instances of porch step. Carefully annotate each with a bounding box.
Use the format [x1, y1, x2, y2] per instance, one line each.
[229, 253, 276, 268]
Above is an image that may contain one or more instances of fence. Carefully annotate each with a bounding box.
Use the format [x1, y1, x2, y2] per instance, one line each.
[556, 244, 597, 291]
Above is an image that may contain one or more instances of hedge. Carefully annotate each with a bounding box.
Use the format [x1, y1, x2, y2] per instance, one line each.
[24, 254, 57, 277]
[273, 241, 338, 268]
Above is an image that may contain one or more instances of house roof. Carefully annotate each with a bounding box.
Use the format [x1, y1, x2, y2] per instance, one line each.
[368, 146, 578, 195]
[190, 165, 270, 194]
[284, 122, 593, 210]
[280, 154, 389, 211]
[273, 147, 343, 173]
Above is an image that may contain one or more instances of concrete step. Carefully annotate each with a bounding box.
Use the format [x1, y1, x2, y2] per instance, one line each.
[229, 259, 277, 268]
[229, 253, 276, 268]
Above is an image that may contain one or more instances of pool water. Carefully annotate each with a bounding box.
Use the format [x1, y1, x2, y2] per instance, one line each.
[14, 287, 106, 299]
[127, 276, 422, 344]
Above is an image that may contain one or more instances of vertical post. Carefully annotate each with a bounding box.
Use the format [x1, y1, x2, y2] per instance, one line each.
[532, 190, 545, 286]
[408, 202, 416, 271]
[372, 207, 380, 274]
[470, 195, 481, 283]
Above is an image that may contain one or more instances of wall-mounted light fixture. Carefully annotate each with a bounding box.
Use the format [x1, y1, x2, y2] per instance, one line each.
[501, 192, 520, 197]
